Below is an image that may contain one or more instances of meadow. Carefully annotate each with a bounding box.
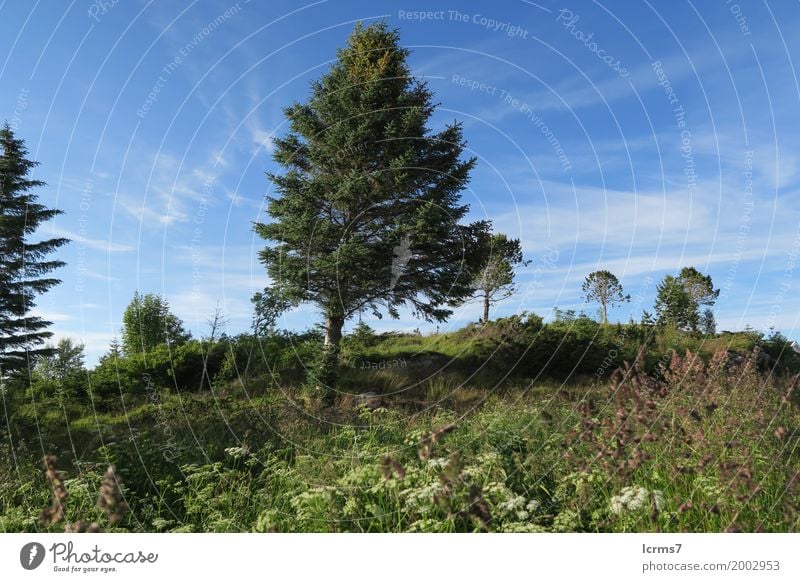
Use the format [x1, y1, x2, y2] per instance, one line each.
[2, 314, 799, 533]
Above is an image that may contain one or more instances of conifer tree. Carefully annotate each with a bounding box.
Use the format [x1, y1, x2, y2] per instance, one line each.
[255, 23, 489, 396]
[654, 267, 718, 332]
[0, 124, 68, 374]
[582, 270, 629, 325]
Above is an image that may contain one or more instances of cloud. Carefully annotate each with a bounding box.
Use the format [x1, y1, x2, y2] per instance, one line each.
[245, 117, 276, 155]
[48, 227, 135, 253]
[81, 270, 121, 282]
[30, 309, 73, 323]
[118, 197, 185, 227]
[492, 180, 711, 251]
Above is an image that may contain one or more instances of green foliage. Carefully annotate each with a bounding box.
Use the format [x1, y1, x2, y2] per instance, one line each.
[4, 293, 800, 534]
[88, 339, 232, 404]
[471, 233, 528, 322]
[655, 268, 718, 332]
[344, 321, 379, 351]
[254, 22, 491, 394]
[654, 275, 694, 329]
[121, 291, 190, 356]
[699, 307, 716, 336]
[678, 266, 719, 307]
[4, 352, 797, 533]
[32, 338, 87, 401]
[0, 124, 69, 373]
[581, 270, 629, 324]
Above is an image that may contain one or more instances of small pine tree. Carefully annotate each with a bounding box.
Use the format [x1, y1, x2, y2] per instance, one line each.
[699, 308, 716, 336]
[654, 275, 693, 329]
[0, 124, 69, 374]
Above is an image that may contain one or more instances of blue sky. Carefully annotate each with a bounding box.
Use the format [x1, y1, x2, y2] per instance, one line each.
[2, 0, 800, 364]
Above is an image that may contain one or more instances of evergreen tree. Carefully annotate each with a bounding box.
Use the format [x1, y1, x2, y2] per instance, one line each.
[471, 233, 527, 322]
[654, 268, 718, 332]
[654, 275, 693, 329]
[677, 266, 719, 319]
[581, 270, 629, 325]
[0, 124, 68, 374]
[121, 291, 190, 355]
[255, 23, 489, 396]
[699, 307, 716, 336]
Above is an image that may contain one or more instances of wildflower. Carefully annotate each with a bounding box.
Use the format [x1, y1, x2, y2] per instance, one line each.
[610, 486, 664, 515]
[467, 484, 492, 530]
[97, 465, 128, 525]
[380, 456, 406, 480]
[39, 455, 67, 525]
[65, 521, 101, 533]
[224, 445, 251, 459]
[418, 423, 456, 460]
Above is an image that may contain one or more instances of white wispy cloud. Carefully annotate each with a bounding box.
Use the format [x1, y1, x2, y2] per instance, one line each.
[48, 227, 135, 253]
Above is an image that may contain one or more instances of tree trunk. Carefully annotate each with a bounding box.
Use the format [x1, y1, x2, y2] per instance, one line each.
[601, 302, 608, 325]
[483, 292, 490, 323]
[324, 315, 344, 347]
[318, 315, 344, 406]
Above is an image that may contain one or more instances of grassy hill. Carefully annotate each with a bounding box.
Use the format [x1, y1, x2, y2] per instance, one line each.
[1, 318, 799, 532]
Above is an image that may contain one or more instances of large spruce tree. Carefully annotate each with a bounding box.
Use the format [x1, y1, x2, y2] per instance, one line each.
[0, 124, 68, 374]
[255, 23, 489, 394]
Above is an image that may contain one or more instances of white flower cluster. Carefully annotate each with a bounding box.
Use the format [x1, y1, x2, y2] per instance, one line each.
[496, 495, 540, 521]
[223, 445, 250, 459]
[610, 486, 664, 515]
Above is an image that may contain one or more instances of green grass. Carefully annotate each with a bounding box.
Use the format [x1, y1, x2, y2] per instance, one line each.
[2, 343, 798, 533]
